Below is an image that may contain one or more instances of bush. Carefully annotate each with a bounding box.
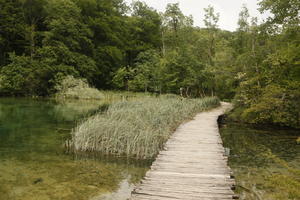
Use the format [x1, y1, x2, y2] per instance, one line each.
[54, 75, 104, 100]
[238, 84, 300, 128]
[67, 96, 220, 159]
[0, 54, 48, 96]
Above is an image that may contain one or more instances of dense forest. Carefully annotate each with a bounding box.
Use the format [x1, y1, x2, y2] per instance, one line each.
[0, 0, 299, 128]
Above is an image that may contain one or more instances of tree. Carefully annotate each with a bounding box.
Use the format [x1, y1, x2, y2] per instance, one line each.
[129, 50, 162, 92]
[203, 5, 219, 30]
[21, 0, 47, 59]
[0, 0, 26, 66]
[235, 4, 250, 55]
[125, 0, 162, 66]
[203, 5, 219, 65]
[230, 0, 300, 128]
[40, 0, 97, 83]
[163, 3, 193, 50]
[43, 0, 93, 55]
[164, 3, 183, 36]
[0, 53, 50, 96]
[237, 4, 250, 32]
[75, 0, 128, 88]
[259, 0, 300, 26]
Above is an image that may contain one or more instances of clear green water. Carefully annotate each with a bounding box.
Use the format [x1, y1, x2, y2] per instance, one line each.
[0, 98, 149, 200]
[220, 123, 300, 200]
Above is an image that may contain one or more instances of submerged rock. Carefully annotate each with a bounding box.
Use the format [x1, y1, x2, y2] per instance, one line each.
[33, 178, 43, 184]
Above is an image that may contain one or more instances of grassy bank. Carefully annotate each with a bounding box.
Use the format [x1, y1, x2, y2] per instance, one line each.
[67, 96, 220, 159]
[54, 75, 155, 101]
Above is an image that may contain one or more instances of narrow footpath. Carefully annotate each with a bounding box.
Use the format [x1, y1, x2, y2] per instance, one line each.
[130, 102, 237, 200]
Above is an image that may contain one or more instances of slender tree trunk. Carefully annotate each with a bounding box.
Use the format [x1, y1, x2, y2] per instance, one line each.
[201, 89, 206, 97]
[209, 36, 214, 65]
[185, 87, 190, 98]
[162, 30, 166, 57]
[29, 24, 35, 59]
[198, 88, 203, 98]
[159, 85, 162, 95]
[180, 87, 183, 97]
[208, 31, 215, 66]
[145, 83, 148, 93]
[252, 34, 260, 87]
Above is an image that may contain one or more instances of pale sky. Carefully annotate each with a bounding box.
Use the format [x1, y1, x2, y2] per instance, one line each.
[124, 0, 271, 31]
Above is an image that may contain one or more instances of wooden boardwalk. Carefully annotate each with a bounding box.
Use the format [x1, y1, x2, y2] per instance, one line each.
[130, 102, 236, 200]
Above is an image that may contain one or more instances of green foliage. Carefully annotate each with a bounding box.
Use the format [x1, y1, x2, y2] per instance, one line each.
[43, 0, 93, 54]
[240, 85, 300, 128]
[164, 3, 185, 34]
[112, 66, 132, 90]
[68, 96, 220, 159]
[204, 5, 219, 30]
[0, 0, 26, 65]
[229, 0, 300, 128]
[0, 0, 299, 128]
[131, 1, 162, 49]
[259, 0, 300, 26]
[161, 49, 203, 94]
[0, 54, 48, 96]
[54, 75, 104, 99]
[129, 50, 162, 92]
[237, 4, 250, 32]
[0, 0, 162, 94]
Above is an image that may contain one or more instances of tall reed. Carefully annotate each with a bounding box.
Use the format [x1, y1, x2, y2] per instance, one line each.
[68, 96, 220, 159]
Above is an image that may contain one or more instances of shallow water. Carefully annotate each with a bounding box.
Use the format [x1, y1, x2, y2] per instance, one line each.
[220, 123, 300, 200]
[0, 98, 149, 200]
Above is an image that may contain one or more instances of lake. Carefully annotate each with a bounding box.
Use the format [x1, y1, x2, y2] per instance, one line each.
[0, 98, 150, 200]
[220, 122, 300, 200]
[1, 98, 299, 200]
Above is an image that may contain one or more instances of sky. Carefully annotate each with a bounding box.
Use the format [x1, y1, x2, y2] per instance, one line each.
[124, 0, 271, 31]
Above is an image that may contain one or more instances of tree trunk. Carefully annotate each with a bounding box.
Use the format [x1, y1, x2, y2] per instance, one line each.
[185, 87, 190, 98]
[252, 34, 260, 87]
[29, 23, 36, 59]
[162, 30, 166, 57]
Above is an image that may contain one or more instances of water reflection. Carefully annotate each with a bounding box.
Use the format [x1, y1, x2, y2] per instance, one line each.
[220, 123, 300, 200]
[0, 98, 149, 200]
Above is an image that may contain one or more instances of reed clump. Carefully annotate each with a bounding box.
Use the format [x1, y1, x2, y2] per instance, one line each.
[100, 90, 154, 102]
[68, 96, 220, 159]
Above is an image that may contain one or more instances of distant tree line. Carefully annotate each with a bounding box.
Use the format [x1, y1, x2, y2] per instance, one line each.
[0, 0, 299, 128]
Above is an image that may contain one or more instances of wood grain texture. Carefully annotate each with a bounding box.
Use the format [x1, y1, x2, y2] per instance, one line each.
[130, 102, 236, 200]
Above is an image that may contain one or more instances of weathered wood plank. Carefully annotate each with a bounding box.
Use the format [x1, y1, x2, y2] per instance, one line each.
[130, 102, 236, 200]
[135, 185, 235, 195]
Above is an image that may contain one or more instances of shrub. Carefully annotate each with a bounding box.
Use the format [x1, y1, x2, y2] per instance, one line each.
[0, 54, 48, 96]
[54, 75, 104, 100]
[67, 96, 220, 159]
[240, 84, 300, 128]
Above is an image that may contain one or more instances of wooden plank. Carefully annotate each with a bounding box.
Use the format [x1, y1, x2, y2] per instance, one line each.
[135, 185, 234, 195]
[130, 102, 236, 200]
[131, 194, 233, 200]
[132, 191, 234, 199]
